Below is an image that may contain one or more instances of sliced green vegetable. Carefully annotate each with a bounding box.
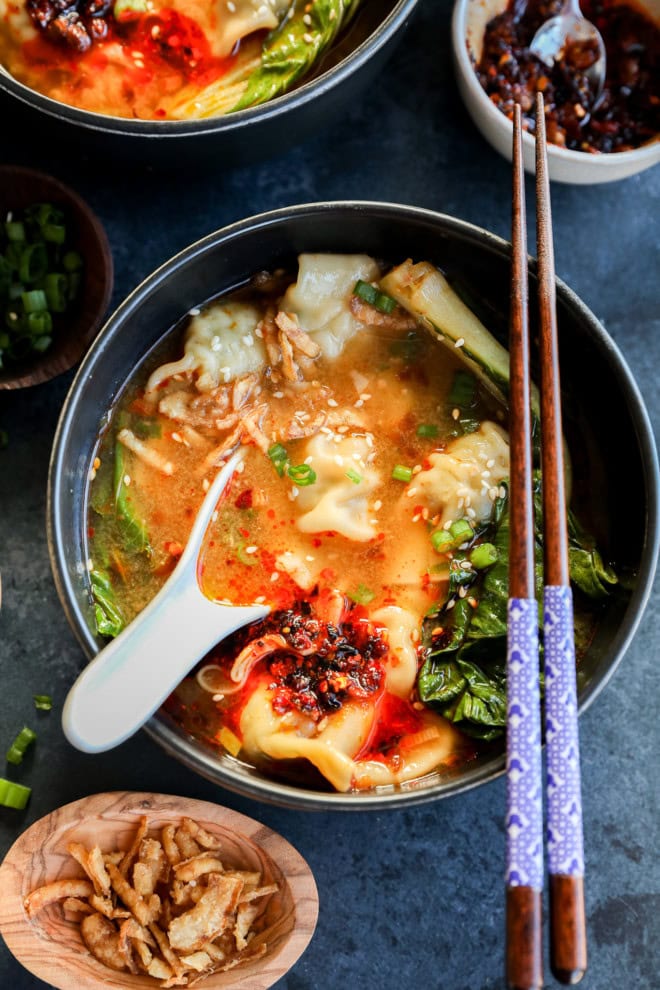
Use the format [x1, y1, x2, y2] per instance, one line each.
[232, 0, 362, 112]
[113, 440, 151, 555]
[449, 519, 474, 544]
[287, 463, 316, 486]
[354, 280, 397, 314]
[431, 529, 454, 553]
[470, 542, 499, 569]
[0, 777, 31, 810]
[90, 568, 125, 638]
[33, 695, 53, 711]
[348, 583, 376, 606]
[392, 464, 413, 483]
[6, 726, 36, 765]
[345, 467, 362, 484]
[416, 423, 439, 438]
[268, 442, 288, 477]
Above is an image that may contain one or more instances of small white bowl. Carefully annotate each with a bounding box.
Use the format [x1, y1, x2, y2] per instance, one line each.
[452, 0, 660, 183]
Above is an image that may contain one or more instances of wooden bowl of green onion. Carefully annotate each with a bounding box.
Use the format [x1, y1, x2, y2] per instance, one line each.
[0, 165, 113, 390]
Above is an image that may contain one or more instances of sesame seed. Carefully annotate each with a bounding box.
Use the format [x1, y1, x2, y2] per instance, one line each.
[291, 486, 299, 497]
[304, 455, 314, 465]
[211, 336, 222, 351]
[202, 478, 210, 492]
[412, 464, 422, 474]
[443, 520, 453, 530]
[236, 461, 245, 473]
[468, 597, 478, 608]
[482, 470, 491, 479]
[352, 452, 361, 461]
[452, 407, 460, 420]
[220, 366, 231, 382]
[305, 555, 315, 562]
[134, 60, 144, 69]
[172, 432, 183, 443]
[486, 458, 495, 468]
[458, 586, 468, 598]
[454, 337, 465, 348]
[412, 513, 421, 523]
[242, 334, 254, 347]
[338, 425, 349, 433]
[359, 393, 371, 401]
[412, 628, 420, 643]
[327, 398, 338, 407]
[89, 468, 96, 481]
[406, 487, 418, 497]
[373, 500, 382, 511]
[499, 485, 506, 498]
[255, 595, 266, 604]
[123, 474, 131, 486]
[413, 701, 425, 711]
[320, 426, 333, 436]
[255, 325, 263, 338]
[271, 572, 279, 582]
[329, 7, 336, 18]
[333, 435, 342, 444]
[212, 693, 224, 702]
[87, 558, 93, 572]
[334, 455, 344, 466]
[245, 546, 258, 554]
[227, 0, 236, 10]
[458, 497, 464, 509]
[446, 598, 456, 610]
[303, 12, 312, 24]
[488, 486, 498, 500]
[212, 510, 219, 523]
[151, 25, 160, 36]
[273, 391, 284, 398]
[354, 399, 364, 408]
[303, 31, 313, 42]
[365, 434, 374, 448]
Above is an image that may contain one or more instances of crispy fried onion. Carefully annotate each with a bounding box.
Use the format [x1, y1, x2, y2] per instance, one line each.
[24, 815, 279, 987]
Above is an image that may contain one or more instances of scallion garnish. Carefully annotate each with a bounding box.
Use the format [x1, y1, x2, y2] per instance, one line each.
[348, 583, 376, 605]
[431, 529, 454, 553]
[353, 280, 397, 315]
[287, 463, 317, 486]
[392, 464, 413, 483]
[0, 777, 31, 810]
[470, 542, 499, 569]
[345, 467, 362, 484]
[6, 726, 36, 765]
[416, 423, 439, 438]
[449, 519, 474, 544]
[267, 442, 288, 477]
[33, 694, 53, 711]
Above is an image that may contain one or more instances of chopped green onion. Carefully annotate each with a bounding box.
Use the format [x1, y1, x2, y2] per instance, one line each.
[113, 0, 149, 19]
[42, 223, 66, 245]
[348, 583, 376, 605]
[5, 221, 25, 242]
[416, 423, 439, 438]
[33, 694, 53, 711]
[267, 442, 288, 477]
[354, 280, 397, 315]
[431, 529, 454, 553]
[0, 777, 31, 810]
[32, 335, 52, 353]
[25, 203, 64, 229]
[133, 416, 162, 440]
[449, 370, 477, 409]
[25, 311, 53, 336]
[21, 289, 47, 314]
[354, 279, 378, 306]
[236, 540, 257, 566]
[63, 250, 83, 272]
[18, 243, 48, 283]
[287, 463, 316, 486]
[470, 542, 499, 569]
[392, 464, 413, 483]
[6, 726, 37, 765]
[449, 519, 474, 544]
[345, 467, 362, 484]
[44, 273, 68, 313]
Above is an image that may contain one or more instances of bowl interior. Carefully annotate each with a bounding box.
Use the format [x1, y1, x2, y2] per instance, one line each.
[0, 791, 318, 990]
[0, 166, 113, 390]
[48, 203, 659, 810]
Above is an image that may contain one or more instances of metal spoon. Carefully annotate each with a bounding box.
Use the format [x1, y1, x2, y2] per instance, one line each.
[62, 451, 270, 754]
[530, 0, 606, 102]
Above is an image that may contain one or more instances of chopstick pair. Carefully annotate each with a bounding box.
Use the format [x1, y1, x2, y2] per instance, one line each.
[505, 94, 587, 990]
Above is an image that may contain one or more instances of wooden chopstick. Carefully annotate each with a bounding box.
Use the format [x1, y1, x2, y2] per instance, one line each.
[505, 102, 544, 990]
[506, 95, 588, 989]
[535, 92, 588, 986]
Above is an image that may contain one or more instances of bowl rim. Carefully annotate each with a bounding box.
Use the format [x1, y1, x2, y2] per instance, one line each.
[48, 199, 660, 811]
[0, 163, 114, 390]
[0, 0, 418, 136]
[450, 0, 660, 169]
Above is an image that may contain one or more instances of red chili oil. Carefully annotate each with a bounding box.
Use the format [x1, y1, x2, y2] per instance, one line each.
[22, 5, 238, 105]
[476, 0, 660, 152]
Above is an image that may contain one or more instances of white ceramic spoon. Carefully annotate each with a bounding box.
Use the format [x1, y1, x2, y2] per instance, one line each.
[62, 452, 269, 753]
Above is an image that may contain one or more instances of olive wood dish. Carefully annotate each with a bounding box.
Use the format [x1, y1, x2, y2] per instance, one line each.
[48, 201, 660, 811]
[0, 165, 113, 390]
[0, 791, 318, 990]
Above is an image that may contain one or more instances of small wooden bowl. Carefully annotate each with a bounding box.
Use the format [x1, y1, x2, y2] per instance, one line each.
[0, 165, 113, 390]
[0, 791, 318, 989]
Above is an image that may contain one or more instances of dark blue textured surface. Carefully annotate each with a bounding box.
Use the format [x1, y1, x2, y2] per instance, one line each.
[1, 1, 659, 987]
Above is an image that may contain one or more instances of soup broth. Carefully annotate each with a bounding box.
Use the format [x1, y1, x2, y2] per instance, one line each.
[86, 254, 608, 792]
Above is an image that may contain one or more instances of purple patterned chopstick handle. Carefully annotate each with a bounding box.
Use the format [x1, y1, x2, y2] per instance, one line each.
[544, 584, 585, 877]
[506, 597, 544, 890]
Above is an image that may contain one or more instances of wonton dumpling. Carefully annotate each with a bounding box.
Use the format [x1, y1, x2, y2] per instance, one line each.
[162, 0, 288, 59]
[371, 606, 419, 699]
[296, 433, 380, 541]
[414, 421, 510, 527]
[282, 254, 381, 358]
[146, 301, 266, 393]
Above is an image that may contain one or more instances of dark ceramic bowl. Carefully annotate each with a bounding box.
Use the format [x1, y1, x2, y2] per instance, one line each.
[0, 1, 418, 169]
[0, 165, 113, 390]
[48, 201, 660, 810]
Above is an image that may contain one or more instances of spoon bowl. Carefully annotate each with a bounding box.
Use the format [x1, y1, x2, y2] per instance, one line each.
[62, 452, 269, 754]
[530, 0, 606, 103]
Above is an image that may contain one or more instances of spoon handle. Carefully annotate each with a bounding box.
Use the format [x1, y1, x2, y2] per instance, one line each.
[62, 582, 268, 753]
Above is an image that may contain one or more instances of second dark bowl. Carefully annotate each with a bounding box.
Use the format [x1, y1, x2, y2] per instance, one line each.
[48, 201, 659, 810]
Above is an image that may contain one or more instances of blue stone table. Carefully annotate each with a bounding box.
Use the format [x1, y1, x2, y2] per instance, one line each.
[1, 2, 658, 987]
